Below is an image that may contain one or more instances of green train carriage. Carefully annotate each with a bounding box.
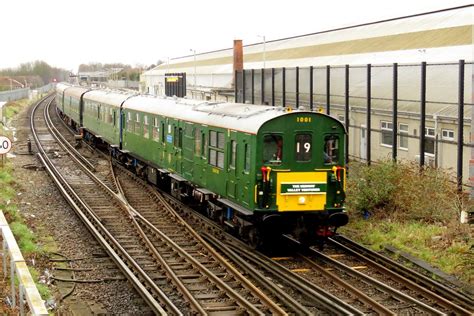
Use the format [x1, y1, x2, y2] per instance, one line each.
[57, 85, 348, 247]
[121, 96, 348, 246]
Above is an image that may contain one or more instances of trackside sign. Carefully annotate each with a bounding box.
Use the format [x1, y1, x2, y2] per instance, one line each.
[0, 136, 12, 154]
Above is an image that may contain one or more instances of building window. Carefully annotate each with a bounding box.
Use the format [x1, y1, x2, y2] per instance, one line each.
[441, 129, 454, 141]
[381, 121, 393, 146]
[209, 130, 224, 168]
[399, 123, 408, 150]
[425, 127, 435, 155]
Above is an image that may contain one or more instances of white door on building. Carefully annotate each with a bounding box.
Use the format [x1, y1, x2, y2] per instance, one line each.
[360, 124, 367, 160]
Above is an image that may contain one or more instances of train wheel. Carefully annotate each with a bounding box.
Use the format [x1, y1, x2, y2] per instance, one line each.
[248, 227, 262, 250]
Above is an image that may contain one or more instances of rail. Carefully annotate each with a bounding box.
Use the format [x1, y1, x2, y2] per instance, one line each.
[0, 211, 48, 315]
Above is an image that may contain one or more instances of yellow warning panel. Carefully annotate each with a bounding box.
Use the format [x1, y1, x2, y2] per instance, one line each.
[276, 172, 327, 211]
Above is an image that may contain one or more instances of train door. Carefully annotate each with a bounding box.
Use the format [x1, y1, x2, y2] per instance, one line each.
[226, 130, 238, 199]
[182, 122, 194, 179]
[360, 124, 367, 160]
[172, 120, 183, 174]
[237, 133, 252, 207]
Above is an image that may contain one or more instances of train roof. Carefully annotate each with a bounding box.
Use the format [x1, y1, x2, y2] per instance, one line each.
[83, 89, 132, 107]
[123, 96, 316, 134]
[64, 86, 91, 98]
[55, 83, 71, 93]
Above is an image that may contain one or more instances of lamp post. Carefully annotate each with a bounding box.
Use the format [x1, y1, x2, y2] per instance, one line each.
[258, 35, 266, 69]
[190, 49, 196, 87]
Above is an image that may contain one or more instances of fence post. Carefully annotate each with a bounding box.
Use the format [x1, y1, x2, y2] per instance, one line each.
[392, 63, 398, 161]
[366, 64, 371, 165]
[457, 59, 465, 192]
[326, 65, 331, 115]
[282, 67, 286, 107]
[296, 67, 299, 108]
[251, 69, 255, 104]
[242, 69, 246, 103]
[345, 65, 350, 165]
[271, 68, 275, 106]
[310, 66, 314, 111]
[420, 62, 427, 168]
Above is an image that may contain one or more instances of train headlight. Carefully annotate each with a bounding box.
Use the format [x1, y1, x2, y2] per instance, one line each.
[298, 196, 306, 205]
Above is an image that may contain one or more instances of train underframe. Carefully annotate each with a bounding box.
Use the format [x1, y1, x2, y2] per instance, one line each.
[60, 112, 348, 249]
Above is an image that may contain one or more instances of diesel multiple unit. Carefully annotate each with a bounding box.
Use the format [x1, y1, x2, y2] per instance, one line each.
[56, 83, 348, 247]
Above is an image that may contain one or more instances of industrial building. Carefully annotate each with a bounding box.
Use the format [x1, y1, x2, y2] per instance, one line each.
[141, 5, 473, 185]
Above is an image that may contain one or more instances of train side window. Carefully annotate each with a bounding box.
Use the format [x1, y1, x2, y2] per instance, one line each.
[295, 134, 312, 162]
[263, 134, 283, 165]
[230, 140, 236, 168]
[127, 112, 133, 132]
[209, 130, 224, 168]
[161, 122, 165, 144]
[195, 128, 202, 156]
[201, 131, 207, 159]
[244, 143, 250, 173]
[152, 117, 159, 141]
[324, 135, 339, 164]
[143, 115, 149, 139]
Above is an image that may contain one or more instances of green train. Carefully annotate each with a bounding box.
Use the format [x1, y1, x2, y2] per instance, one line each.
[56, 83, 348, 247]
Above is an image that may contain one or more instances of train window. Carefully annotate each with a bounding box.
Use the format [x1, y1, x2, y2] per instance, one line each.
[195, 128, 202, 156]
[229, 140, 236, 168]
[263, 134, 283, 164]
[324, 135, 339, 164]
[127, 112, 133, 132]
[210, 131, 217, 147]
[143, 115, 149, 139]
[244, 143, 250, 173]
[161, 122, 165, 144]
[209, 130, 224, 168]
[202, 132, 207, 159]
[152, 118, 159, 141]
[295, 134, 312, 162]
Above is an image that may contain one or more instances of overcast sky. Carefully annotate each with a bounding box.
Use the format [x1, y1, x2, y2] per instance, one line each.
[2, 0, 470, 72]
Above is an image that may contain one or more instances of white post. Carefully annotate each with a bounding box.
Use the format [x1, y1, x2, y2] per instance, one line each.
[11, 259, 16, 306]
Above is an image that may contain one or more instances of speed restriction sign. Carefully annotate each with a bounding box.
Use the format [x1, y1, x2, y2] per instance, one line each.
[0, 136, 12, 154]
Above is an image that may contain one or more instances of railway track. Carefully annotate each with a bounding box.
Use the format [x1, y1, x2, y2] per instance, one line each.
[327, 235, 474, 314]
[46, 93, 472, 315]
[33, 95, 288, 314]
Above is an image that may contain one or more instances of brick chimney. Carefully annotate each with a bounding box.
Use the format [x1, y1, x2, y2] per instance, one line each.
[233, 40, 243, 78]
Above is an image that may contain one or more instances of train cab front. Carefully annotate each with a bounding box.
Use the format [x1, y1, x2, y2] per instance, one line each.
[256, 112, 348, 246]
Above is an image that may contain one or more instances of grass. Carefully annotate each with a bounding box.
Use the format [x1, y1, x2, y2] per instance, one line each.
[342, 160, 473, 283]
[0, 98, 51, 300]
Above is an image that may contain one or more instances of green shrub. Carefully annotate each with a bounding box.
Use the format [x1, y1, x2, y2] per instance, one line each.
[346, 160, 463, 224]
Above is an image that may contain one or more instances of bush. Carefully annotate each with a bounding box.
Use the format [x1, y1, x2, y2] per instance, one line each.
[346, 160, 464, 224]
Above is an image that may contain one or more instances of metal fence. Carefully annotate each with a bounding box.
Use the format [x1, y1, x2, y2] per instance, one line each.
[235, 60, 473, 190]
[0, 88, 29, 102]
[0, 211, 48, 315]
[0, 83, 54, 102]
